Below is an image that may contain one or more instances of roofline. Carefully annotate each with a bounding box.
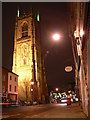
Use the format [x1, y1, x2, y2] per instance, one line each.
[1, 67, 19, 76]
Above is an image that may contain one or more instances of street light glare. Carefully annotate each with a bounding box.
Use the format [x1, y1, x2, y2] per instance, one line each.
[31, 81, 34, 85]
[53, 34, 60, 41]
[56, 88, 59, 91]
[80, 30, 84, 37]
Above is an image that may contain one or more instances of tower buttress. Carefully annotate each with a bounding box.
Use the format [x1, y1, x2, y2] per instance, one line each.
[12, 20, 17, 73]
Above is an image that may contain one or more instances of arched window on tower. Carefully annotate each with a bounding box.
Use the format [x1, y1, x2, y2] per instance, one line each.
[22, 22, 28, 37]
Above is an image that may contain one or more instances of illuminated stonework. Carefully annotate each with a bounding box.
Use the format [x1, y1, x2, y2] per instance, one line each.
[12, 10, 41, 101]
[12, 10, 49, 103]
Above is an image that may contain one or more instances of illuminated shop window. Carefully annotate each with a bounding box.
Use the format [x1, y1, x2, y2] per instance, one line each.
[22, 22, 28, 37]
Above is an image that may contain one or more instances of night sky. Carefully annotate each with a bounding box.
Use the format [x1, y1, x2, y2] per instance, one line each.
[2, 2, 75, 92]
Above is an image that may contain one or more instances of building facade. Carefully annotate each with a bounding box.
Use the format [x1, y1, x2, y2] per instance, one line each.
[8, 71, 18, 103]
[2, 67, 18, 103]
[66, 2, 89, 117]
[12, 9, 49, 103]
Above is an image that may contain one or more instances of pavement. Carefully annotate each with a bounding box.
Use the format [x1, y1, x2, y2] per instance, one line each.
[2, 102, 87, 119]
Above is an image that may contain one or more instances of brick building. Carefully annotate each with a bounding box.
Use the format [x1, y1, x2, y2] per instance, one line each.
[1, 67, 18, 103]
[66, 2, 90, 117]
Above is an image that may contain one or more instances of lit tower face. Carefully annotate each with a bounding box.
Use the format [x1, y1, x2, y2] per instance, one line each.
[12, 10, 39, 100]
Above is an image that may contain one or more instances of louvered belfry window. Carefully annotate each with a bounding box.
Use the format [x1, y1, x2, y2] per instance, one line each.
[22, 22, 28, 37]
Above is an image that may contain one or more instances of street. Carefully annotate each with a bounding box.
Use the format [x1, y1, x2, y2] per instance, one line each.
[2, 103, 87, 119]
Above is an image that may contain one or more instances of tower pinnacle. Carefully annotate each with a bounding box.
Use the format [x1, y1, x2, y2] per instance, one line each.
[37, 11, 40, 21]
[17, 8, 20, 17]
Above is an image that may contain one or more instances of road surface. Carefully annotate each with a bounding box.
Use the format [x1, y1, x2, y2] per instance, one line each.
[2, 103, 87, 119]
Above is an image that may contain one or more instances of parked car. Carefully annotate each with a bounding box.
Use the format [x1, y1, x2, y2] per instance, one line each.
[18, 100, 25, 106]
[33, 101, 38, 105]
[1, 97, 11, 107]
[61, 97, 67, 103]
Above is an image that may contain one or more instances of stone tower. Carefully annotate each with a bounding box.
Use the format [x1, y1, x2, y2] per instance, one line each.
[12, 8, 48, 103]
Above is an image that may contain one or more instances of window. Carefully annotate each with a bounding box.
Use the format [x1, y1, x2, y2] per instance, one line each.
[22, 22, 28, 37]
[10, 75, 12, 80]
[9, 85, 11, 91]
[15, 86, 16, 92]
[15, 77, 16, 82]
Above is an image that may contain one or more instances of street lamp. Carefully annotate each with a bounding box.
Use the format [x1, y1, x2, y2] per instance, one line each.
[31, 81, 34, 85]
[52, 34, 61, 41]
[55, 88, 59, 91]
[31, 89, 33, 91]
[80, 29, 84, 37]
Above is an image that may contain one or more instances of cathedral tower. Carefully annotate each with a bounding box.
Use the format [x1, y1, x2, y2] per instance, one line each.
[12, 8, 47, 102]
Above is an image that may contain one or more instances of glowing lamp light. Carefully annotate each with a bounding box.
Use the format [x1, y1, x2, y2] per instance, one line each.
[74, 30, 79, 38]
[71, 98, 73, 102]
[65, 66, 73, 72]
[46, 50, 50, 54]
[75, 98, 79, 101]
[53, 34, 60, 41]
[74, 31, 77, 38]
[56, 88, 59, 91]
[68, 90, 71, 93]
[80, 30, 84, 37]
[31, 89, 33, 91]
[31, 81, 34, 85]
